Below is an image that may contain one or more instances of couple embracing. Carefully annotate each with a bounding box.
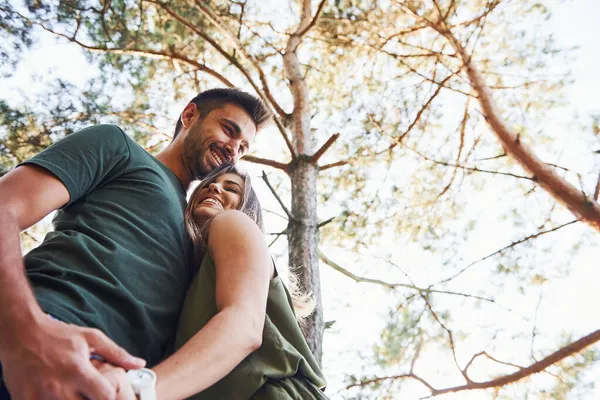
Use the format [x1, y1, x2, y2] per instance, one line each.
[0, 88, 327, 399]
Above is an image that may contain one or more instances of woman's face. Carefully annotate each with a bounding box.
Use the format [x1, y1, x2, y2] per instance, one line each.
[192, 172, 245, 223]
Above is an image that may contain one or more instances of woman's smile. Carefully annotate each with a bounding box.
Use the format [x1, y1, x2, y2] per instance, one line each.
[192, 172, 245, 223]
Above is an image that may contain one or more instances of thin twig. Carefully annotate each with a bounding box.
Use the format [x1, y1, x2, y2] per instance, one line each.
[296, 0, 327, 38]
[594, 170, 600, 201]
[319, 250, 497, 304]
[22, 231, 40, 245]
[152, 0, 296, 157]
[404, 144, 535, 181]
[388, 72, 456, 151]
[192, 0, 288, 120]
[268, 229, 288, 247]
[420, 291, 469, 383]
[261, 171, 294, 221]
[436, 220, 578, 286]
[263, 208, 289, 221]
[437, 97, 470, 199]
[530, 286, 544, 362]
[475, 152, 506, 162]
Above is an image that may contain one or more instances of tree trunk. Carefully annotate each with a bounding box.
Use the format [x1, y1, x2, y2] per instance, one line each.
[281, 0, 325, 364]
[288, 157, 323, 363]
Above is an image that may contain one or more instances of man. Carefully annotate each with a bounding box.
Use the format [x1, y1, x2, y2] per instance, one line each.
[0, 88, 271, 399]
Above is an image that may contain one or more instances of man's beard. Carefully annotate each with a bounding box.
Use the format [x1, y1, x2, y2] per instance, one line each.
[182, 127, 209, 180]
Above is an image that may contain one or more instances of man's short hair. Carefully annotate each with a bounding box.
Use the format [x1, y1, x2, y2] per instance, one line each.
[173, 88, 271, 138]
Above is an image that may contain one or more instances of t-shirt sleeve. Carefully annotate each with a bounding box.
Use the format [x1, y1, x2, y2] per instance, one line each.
[18, 124, 131, 207]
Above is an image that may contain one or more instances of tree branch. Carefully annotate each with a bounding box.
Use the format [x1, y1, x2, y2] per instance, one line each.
[594, 170, 600, 201]
[242, 155, 289, 171]
[342, 372, 435, 394]
[192, 0, 288, 120]
[268, 229, 288, 248]
[437, 97, 470, 199]
[319, 250, 498, 304]
[411, 3, 600, 231]
[419, 290, 469, 382]
[9, 10, 236, 88]
[463, 351, 525, 378]
[404, 143, 535, 181]
[296, 0, 327, 38]
[386, 71, 456, 152]
[530, 287, 544, 362]
[437, 219, 579, 285]
[261, 171, 294, 221]
[311, 133, 339, 163]
[428, 329, 600, 396]
[151, 0, 296, 157]
[319, 160, 348, 170]
[344, 327, 600, 397]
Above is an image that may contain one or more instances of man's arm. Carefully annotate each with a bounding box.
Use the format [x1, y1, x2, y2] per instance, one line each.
[0, 165, 144, 400]
[152, 210, 272, 400]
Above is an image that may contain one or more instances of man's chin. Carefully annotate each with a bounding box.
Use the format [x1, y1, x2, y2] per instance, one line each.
[191, 164, 212, 180]
[201, 162, 224, 176]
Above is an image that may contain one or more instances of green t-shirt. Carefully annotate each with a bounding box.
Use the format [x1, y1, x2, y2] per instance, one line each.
[20, 124, 193, 367]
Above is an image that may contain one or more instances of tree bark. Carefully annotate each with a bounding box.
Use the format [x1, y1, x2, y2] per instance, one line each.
[288, 157, 323, 363]
[282, 0, 325, 363]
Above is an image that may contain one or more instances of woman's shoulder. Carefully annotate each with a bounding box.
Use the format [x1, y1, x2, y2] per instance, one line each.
[207, 210, 273, 278]
[208, 210, 263, 244]
[211, 209, 255, 225]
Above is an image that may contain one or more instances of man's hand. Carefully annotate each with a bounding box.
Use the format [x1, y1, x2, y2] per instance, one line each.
[92, 360, 137, 400]
[1, 315, 145, 400]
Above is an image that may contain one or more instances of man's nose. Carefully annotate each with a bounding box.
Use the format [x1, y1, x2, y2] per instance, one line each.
[224, 142, 240, 161]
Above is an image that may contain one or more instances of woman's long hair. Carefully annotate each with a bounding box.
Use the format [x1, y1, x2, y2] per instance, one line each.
[184, 163, 314, 321]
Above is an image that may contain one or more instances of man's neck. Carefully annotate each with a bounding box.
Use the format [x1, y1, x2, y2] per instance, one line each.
[155, 144, 192, 191]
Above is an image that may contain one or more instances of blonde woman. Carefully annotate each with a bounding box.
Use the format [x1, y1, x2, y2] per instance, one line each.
[152, 164, 327, 399]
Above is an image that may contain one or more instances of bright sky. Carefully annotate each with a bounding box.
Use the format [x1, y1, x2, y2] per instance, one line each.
[317, 1, 600, 397]
[1, 0, 599, 399]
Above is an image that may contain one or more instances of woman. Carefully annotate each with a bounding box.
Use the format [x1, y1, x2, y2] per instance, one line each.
[152, 164, 328, 399]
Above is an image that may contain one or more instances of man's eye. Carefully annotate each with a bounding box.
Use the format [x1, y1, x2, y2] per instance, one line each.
[223, 125, 232, 135]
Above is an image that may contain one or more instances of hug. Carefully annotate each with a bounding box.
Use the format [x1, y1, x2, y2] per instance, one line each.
[0, 88, 327, 399]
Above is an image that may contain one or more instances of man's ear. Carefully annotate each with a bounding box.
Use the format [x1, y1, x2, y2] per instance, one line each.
[180, 103, 199, 129]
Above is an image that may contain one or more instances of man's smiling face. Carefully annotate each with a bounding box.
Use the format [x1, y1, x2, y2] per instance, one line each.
[181, 103, 257, 179]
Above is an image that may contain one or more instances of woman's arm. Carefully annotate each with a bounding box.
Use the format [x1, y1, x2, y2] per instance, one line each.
[152, 210, 273, 400]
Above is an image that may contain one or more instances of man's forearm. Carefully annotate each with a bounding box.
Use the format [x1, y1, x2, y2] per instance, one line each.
[0, 209, 45, 358]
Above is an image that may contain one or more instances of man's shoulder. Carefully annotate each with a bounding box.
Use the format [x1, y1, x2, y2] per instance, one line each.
[75, 123, 126, 138]
[56, 124, 130, 151]
[76, 124, 149, 154]
[71, 124, 168, 174]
